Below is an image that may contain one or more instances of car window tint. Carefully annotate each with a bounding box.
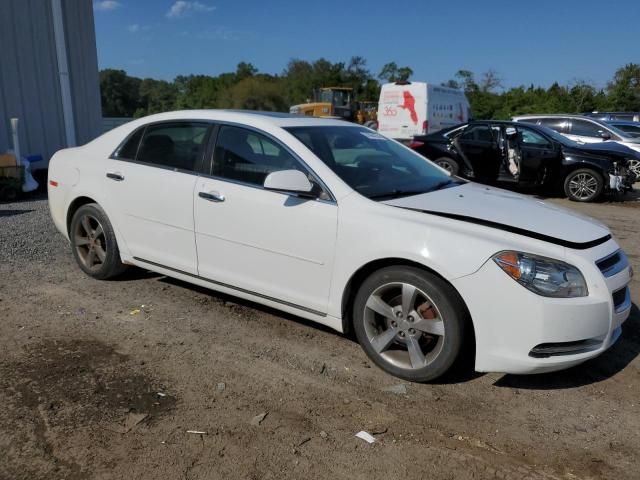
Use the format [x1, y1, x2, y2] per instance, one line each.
[570, 119, 606, 137]
[137, 123, 209, 171]
[611, 113, 634, 121]
[460, 125, 493, 142]
[113, 127, 144, 160]
[538, 118, 569, 133]
[213, 126, 303, 186]
[519, 127, 550, 146]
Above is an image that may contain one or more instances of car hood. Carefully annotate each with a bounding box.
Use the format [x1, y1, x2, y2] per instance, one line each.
[382, 183, 611, 248]
[564, 141, 639, 160]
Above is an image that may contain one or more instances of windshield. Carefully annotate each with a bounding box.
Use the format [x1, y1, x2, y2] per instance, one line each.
[605, 122, 636, 139]
[319, 90, 351, 107]
[285, 126, 461, 200]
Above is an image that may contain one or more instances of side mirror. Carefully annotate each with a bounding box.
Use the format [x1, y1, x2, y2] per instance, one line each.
[263, 169, 314, 197]
[600, 131, 611, 141]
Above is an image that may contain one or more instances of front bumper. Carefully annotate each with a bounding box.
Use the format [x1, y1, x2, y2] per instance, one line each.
[452, 241, 632, 374]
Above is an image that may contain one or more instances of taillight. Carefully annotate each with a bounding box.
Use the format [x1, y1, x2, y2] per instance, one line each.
[49, 180, 59, 187]
[422, 120, 428, 134]
[408, 141, 424, 149]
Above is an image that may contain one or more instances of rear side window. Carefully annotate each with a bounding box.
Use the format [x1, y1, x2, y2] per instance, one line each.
[113, 128, 144, 160]
[538, 118, 569, 133]
[460, 125, 493, 142]
[136, 122, 209, 171]
[213, 126, 304, 186]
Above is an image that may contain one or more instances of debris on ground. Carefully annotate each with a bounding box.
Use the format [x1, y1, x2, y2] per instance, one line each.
[130, 309, 141, 316]
[383, 383, 407, 395]
[355, 431, 376, 444]
[320, 431, 328, 439]
[186, 430, 207, 435]
[250, 412, 268, 426]
[110, 412, 148, 434]
[216, 382, 226, 392]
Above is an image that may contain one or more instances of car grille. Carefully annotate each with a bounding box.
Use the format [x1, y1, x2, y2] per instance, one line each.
[596, 250, 629, 278]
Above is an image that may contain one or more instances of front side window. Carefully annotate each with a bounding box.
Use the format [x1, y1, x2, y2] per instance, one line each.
[570, 119, 606, 137]
[136, 122, 209, 171]
[519, 127, 551, 146]
[286, 126, 459, 200]
[213, 126, 304, 186]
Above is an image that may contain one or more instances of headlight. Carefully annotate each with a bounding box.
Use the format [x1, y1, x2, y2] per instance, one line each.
[493, 251, 588, 298]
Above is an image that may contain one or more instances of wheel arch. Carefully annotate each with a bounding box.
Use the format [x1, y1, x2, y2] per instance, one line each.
[340, 258, 475, 348]
[561, 158, 609, 178]
[66, 196, 99, 235]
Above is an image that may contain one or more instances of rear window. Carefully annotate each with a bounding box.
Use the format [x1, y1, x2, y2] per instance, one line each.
[113, 128, 144, 160]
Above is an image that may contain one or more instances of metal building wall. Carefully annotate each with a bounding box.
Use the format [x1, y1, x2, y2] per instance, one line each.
[0, 0, 101, 169]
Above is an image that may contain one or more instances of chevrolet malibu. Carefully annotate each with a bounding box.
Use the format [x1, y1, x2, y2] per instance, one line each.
[48, 111, 633, 382]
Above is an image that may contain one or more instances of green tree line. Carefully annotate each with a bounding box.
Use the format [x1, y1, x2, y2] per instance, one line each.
[100, 59, 640, 120]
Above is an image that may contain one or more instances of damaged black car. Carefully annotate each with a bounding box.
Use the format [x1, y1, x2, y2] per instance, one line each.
[410, 121, 637, 202]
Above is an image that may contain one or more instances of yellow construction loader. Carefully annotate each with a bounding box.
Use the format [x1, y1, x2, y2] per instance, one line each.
[289, 87, 378, 128]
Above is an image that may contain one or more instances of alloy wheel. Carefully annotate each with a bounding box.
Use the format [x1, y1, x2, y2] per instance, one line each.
[568, 172, 598, 201]
[628, 159, 640, 179]
[363, 282, 445, 370]
[437, 161, 454, 173]
[73, 214, 107, 272]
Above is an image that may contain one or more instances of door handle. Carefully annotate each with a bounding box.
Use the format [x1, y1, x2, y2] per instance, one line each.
[199, 191, 225, 202]
[106, 172, 125, 181]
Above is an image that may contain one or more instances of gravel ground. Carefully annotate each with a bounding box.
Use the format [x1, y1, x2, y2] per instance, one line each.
[0, 192, 639, 480]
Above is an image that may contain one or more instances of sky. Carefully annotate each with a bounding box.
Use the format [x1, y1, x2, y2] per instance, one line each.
[93, 0, 640, 90]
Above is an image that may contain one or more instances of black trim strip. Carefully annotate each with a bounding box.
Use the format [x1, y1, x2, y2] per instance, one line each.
[400, 208, 612, 250]
[132, 257, 327, 317]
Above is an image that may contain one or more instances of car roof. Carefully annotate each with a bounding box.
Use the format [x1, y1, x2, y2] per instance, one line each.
[607, 120, 640, 125]
[131, 109, 356, 128]
[513, 114, 594, 119]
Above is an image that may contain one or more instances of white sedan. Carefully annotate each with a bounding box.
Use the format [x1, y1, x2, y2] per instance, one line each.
[48, 110, 633, 382]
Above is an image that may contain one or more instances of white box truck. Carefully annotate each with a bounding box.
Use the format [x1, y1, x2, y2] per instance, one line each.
[376, 82, 470, 141]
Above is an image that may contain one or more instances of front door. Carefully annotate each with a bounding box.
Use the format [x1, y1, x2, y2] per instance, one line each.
[194, 125, 338, 315]
[104, 121, 211, 274]
[516, 126, 559, 182]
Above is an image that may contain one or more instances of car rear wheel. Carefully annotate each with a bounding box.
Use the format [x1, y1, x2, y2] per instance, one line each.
[435, 157, 459, 175]
[564, 168, 604, 202]
[353, 266, 467, 382]
[70, 203, 127, 280]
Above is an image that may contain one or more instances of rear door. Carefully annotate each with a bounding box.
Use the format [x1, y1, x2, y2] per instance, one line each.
[105, 121, 211, 274]
[452, 124, 501, 181]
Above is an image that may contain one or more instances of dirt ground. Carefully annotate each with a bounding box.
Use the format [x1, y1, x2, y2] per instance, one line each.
[1, 190, 639, 480]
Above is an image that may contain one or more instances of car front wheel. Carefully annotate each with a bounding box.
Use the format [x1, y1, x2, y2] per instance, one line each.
[353, 266, 467, 382]
[70, 203, 127, 280]
[564, 168, 604, 202]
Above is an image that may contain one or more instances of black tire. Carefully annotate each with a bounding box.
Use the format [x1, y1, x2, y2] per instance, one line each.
[69, 203, 127, 280]
[352, 266, 467, 382]
[563, 168, 604, 202]
[434, 157, 459, 175]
